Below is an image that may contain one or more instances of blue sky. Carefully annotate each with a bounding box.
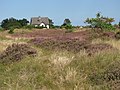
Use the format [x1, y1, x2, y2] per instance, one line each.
[0, 0, 120, 25]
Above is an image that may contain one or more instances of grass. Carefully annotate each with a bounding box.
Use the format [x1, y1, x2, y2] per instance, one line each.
[0, 29, 120, 89]
[0, 47, 119, 89]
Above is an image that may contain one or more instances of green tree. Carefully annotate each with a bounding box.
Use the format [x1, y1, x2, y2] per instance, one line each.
[19, 18, 29, 27]
[85, 13, 115, 31]
[49, 19, 54, 28]
[62, 19, 71, 26]
[1, 18, 29, 30]
[1, 18, 9, 29]
[1, 18, 21, 30]
[61, 19, 73, 32]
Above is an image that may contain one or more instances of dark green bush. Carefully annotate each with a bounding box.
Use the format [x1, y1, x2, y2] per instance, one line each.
[8, 27, 14, 34]
[23, 25, 34, 30]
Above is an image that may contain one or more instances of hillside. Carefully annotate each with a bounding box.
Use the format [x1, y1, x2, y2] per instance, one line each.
[0, 28, 120, 90]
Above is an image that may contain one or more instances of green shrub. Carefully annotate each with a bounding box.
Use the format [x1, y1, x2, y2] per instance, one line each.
[0, 27, 4, 31]
[85, 13, 115, 32]
[65, 29, 73, 33]
[8, 27, 14, 34]
[64, 24, 73, 29]
[23, 25, 34, 30]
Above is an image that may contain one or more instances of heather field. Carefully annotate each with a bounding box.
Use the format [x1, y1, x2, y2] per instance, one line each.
[0, 28, 120, 90]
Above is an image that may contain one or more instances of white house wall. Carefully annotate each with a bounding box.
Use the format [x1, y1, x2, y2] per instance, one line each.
[46, 25, 49, 29]
[40, 23, 46, 27]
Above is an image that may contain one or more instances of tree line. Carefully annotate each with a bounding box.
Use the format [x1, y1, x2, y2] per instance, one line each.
[1, 18, 29, 30]
[0, 13, 120, 32]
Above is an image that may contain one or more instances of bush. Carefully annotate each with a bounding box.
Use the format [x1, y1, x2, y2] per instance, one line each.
[0, 44, 37, 63]
[65, 29, 73, 33]
[0, 27, 4, 31]
[85, 13, 115, 31]
[89, 60, 120, 88]
[85, 43, 114, 56]
[8, 27, 14, 34]
[29, 37, 89, 53]
[89, 29, 116, 40]
[64, 24, 73, 29]
[23, 25, 34, 30]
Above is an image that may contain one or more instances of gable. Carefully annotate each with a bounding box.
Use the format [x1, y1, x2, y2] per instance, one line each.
[31, 17, 49, 25]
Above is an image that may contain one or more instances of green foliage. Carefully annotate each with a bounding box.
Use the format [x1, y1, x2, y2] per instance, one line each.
[49, 25, 55, 29]
[54, 25, 61, 29]
[0, 45, 119, 89]
[62, 18, 71, 26]
[65, 29, 73, 33]
[0, 27, 4, 31]
[8, 27, 14, 34]
[64, 24, 73, 29]
[23, 25, 34, 30]
[64, 24, 73, 33]
[1, 18, 29, 30]
[85, 13, 115, 31]
[49, 19, 54, 28]
[61, 19, 73, 32]
[18, 18, 29, 27]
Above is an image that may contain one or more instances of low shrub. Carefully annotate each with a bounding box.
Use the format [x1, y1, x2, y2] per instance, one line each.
[0, 44, 37, 63]
[29, 37, 89, 53]
[8, 27, 14, 34]
[90, 29, 116, 40]
[23, 25, 34, 30]
[29, 37, 115, 54]
[85, 43, 114, 56]
[65, 29, 74, 33]
[0, 27, 4, 31]
[89, 60, 120, 89]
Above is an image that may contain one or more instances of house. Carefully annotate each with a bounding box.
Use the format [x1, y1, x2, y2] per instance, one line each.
[30, 16, 50, 29]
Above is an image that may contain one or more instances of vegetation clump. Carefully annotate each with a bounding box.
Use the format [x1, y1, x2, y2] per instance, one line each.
[85, 43, 114, 55]
[29, 37, 89, 53]
[89, 29, 116, 40]
[85, 13, 115, 31]
[1, 18, 29, 30]
[30, 37, 115, 55]
[0, 44, 37, 63]
[89, 60, 120, 89]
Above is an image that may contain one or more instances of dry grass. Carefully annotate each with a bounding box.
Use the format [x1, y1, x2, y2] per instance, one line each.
[0, 29, 120, 89]
[106, 39, 120, 50]
[49, 51, 74, 68]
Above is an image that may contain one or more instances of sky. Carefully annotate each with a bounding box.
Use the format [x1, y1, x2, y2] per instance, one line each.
[0, 0, 120, 26]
